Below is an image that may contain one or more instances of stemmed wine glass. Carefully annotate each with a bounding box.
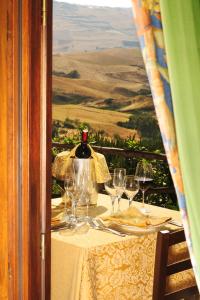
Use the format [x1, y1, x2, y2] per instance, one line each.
[70, 179, 83, 224]
[82, 172, 95, 222]
[135, 160, 153, 214]
[63, 175, 75, 221]
[113, 168, 126, 212]
[104, 174, 118, 215]
[124, 175, 139, 207]
[63, 160, 84, 225]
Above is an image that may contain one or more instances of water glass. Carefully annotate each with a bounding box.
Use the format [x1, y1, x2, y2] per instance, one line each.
[113, 168, 126, 211]
[63, 175, 75, 221]
[82, 172, 95, 222]
[124, 175, 139, 207]
[104, 174, 118, 215]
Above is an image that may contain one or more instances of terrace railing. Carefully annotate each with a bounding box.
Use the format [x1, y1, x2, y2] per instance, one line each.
[52, 142, 176, 200]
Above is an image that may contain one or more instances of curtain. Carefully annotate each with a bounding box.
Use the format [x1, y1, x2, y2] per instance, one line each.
[160, 0, 200, 287]
[131, 0, 200, 288]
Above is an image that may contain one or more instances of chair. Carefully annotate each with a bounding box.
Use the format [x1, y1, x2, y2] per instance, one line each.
[153, 229, 199, 300]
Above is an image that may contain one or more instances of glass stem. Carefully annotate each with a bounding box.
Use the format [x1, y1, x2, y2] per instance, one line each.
[142, 190, 145, 208]
[129, 198, 132, 207]
[111, 196, 115, 215]
[64, 199, 67, 217]
[64, 191, 68, 219]
[72, 201, 77, 220]
[117, 196, 121, 212]
[86, 202, 89, 218]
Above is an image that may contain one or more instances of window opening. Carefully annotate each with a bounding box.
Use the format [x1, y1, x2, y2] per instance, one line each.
[52, 0, 176, 210]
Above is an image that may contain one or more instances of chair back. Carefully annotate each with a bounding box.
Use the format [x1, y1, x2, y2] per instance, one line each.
[153, 229, 199, 300]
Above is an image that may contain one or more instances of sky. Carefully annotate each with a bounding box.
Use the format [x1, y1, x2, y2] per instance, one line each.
[55, 0, 132, 8]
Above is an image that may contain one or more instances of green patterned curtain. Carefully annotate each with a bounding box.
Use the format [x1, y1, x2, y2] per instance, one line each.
[131, 0, 200, 288]
[160, 0, 200, 288]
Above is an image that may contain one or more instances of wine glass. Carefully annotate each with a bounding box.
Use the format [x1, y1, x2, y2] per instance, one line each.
[124, 176, 139, 207]
[113, 168, 126, 212]
[135, 161, 153, 214]
[69, 181, 83, 224]
[104, 174, 118, 215]
[63, 175, 75, 221]
[62, 173, 82, 227]
[81, 171, 95, 223]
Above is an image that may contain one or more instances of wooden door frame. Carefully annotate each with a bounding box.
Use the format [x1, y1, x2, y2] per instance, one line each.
[0, 0, 19, 298]
[0, 0, 52, 298]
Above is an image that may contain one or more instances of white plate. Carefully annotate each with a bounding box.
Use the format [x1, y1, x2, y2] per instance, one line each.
[110, 222, 168, 234]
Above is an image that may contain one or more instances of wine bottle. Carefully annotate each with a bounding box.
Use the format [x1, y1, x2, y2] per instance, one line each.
[75, 129, 91, 158]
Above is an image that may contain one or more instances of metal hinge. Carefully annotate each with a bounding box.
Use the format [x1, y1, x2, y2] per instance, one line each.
[42, 0, 47, 27]
[40, 233, 45, 260]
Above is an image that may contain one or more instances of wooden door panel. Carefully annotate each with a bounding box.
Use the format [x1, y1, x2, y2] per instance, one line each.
[0, 0, 20, 298]
[0, 1, 10, 298]
[0, 0, 52, 298]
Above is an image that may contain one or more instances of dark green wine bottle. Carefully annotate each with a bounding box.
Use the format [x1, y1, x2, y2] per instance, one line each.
[75, 129, 91, 158]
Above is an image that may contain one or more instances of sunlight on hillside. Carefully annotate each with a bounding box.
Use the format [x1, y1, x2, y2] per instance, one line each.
[52, 1, 161, 147]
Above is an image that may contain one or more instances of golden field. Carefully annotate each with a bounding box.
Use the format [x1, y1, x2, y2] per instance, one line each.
[53, 104, 138, 139]
[53, 48, 153, 138]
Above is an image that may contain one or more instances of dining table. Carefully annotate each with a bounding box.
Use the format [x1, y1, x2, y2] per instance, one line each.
[51, 194, 192, 300]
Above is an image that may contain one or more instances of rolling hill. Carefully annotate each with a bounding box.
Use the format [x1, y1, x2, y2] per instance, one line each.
[52, 3, 155, 140]
[53, 48, 152, 110]
[53, 48, 153, 138]
[52, 104, 138, 138]
[53, 1, 138, 53]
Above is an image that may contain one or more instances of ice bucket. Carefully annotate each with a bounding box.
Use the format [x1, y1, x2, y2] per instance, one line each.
[72, 157, 98, 206]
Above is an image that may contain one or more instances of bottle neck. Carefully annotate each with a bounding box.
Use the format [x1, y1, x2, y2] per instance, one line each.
[81, 130, 88, 143]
